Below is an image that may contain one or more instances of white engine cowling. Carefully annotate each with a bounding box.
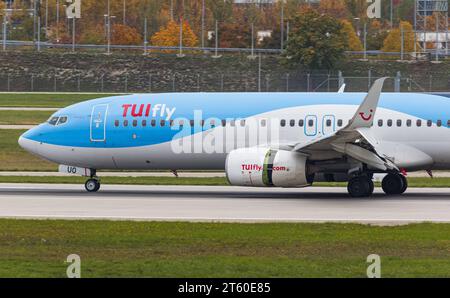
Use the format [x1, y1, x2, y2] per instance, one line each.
[225, 147, 313, 187]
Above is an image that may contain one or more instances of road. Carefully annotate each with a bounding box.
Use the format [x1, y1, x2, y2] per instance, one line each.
[0, 107, 59, 111]
[0, 184, 449, 225]
[0, 125, 35, 129]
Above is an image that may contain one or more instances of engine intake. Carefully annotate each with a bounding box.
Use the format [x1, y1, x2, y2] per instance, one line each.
[225, 147, 313, 187]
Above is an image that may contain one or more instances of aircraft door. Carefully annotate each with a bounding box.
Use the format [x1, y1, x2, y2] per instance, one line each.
[90, 104, 108, 142]
[304, 115, 317, 137]
[322, 115, 336, 135]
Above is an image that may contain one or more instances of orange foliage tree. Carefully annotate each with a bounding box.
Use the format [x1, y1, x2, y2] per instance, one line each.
[382, 21, 416, 52]
[79, 25, 106, 45]
[150, 20, 198, 47]
[341, 20, 363, 51]
[112, 24, 143, 45]
[319, 0, 349, 19]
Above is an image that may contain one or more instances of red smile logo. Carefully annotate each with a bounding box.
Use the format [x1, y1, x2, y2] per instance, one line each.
[359, 109, 373, 121]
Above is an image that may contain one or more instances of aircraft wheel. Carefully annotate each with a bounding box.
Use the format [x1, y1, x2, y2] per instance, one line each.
[85, 179, 100, 192]
[399, 175, 408, 194]
[382, 174, 405, 195]
[347, 176, 374, 198]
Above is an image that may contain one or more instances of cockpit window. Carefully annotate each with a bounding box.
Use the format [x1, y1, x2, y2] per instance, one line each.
[48, 117, 59, 125]
[47, 116, 68, 126]
[57, 117, 68, 125]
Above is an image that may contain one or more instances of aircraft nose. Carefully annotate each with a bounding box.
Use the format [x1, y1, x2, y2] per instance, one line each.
[18, 128, 40, 155]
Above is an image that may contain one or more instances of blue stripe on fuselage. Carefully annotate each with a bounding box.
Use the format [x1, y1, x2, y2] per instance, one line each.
[23, 92, 450, 148]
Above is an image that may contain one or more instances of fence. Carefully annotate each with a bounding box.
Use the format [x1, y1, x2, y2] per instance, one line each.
[0, 70, 449, 93]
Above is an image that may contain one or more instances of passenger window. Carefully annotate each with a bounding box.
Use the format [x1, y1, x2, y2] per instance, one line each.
[132, 120, 137, 127]
[160, 120, 166, 127]
[437, 120, 442, 127]
[230, 120, 236, 127]
[299, 119, 304, 127]
[179, 120, 185, 128]
[406, 120, 412, 127]
[142, 120, 147, 127]
[48, 116, 59, 126]
[337, 119, 343, 127]
[222, 120, 227, 127]
[261, 119, 267, 127]
[447, 120, 450, 127]
[308, 119, 314, 127]
[417, 119, 422, 127]
[326, 119, 332, 127]
[427, 120, 432, 127]
[378, 119, 383, 127]
[151, 119, 156, 127]
[290, 120, 295, 127]
[123, 120, 128, 127]
[240, 120, 246, 127]
[280, 120, 286, 127]
[200, 120, 205, 127]
[397, 120, 402, 127]
[210, 120, 216, 127]
[114, 120, 119, 127]
[190, 120, 195, 127]
[387, 120, 393, 127]
[170, 120, 174, 127]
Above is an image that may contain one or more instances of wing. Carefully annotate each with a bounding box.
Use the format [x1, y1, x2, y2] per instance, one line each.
[292, 77, 398, 171]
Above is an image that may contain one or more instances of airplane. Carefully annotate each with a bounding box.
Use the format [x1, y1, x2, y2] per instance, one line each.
[18, 77, 450, 197]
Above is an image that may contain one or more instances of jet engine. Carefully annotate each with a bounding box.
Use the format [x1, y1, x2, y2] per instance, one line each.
[225, 147, 314, 187]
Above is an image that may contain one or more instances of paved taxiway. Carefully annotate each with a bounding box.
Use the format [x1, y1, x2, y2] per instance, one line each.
[0, 184, 450, 225]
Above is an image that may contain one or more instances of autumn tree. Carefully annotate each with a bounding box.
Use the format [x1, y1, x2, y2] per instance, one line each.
[151, 20, 198, 48]
[286, 9, 348, 70]
[46, 23, 71, 44]
[341, 20, 362, 51]
[207, 0, 233, 22]
[111, 24, 143, 45]
[319, 0, 349, 19]
[367, 19, 389, 50]
[209, 23, 252, 49]
[382, 21, 417, 52]
[79, 25, 105, 45]
[344, 0, 368, 19]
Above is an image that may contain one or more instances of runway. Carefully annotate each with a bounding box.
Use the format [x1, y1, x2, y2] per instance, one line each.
[1, 184, 450, 225]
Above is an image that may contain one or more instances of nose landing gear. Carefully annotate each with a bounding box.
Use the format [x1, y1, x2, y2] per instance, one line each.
[85, 178, 101, 192]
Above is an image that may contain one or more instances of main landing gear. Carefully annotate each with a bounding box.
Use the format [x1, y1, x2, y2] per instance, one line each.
[381, 173, 408, 195]
[347, 175, 374, 198]
[85, 170, 101, 192]
[346, 172, 408, 197]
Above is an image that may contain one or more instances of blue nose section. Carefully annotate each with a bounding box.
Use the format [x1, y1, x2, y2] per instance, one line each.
[18, 126, 43, 155]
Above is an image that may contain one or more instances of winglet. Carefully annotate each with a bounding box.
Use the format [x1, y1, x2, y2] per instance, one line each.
[337, 84, 346, 93]
[346, 77, 388, 130]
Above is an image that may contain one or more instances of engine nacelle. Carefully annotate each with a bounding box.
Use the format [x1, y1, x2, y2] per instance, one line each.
[225, 147, 313, 188]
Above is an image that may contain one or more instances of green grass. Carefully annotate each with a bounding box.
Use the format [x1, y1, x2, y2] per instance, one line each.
[0, 110, 53, 125]
[0, 219, 448, 277]
[0, 93, 122, 108]
[0, 130, 56, 171]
